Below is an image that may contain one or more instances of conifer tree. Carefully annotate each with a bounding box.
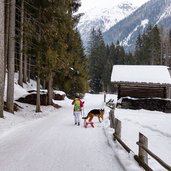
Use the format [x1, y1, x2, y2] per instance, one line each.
[150, 25, 161, 64]
[102, 45, 113, 92]
[134, 24, 161, 65]
[24, 0, 87, 101]
[6, 0, 16, 113]
[0, 0, 5, 117]
[88, 29, 106, 93]
[115, 41, 126, 64]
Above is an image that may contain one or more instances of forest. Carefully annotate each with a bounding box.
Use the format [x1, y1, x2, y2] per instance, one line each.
[0, 0, 171, 118]
[0, 0, 88, 117]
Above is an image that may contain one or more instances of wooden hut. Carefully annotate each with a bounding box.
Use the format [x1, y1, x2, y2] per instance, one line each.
[111, 65, 171, 99]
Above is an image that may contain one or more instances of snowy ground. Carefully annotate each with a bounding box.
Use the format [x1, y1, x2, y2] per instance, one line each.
[0, 80, 171, 171]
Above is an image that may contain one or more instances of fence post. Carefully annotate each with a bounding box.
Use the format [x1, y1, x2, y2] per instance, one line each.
[138, 132, 148, 165]
[109, 109, 115, 129]
[104, 91, 106, 102]
[114, 118, 121, 141]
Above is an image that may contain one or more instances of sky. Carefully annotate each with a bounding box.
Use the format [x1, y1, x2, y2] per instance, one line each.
[0, 74, 171, 171]
[78, 0, 150, 12]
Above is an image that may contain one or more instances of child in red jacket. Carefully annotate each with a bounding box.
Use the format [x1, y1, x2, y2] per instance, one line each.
[72, 96, 84, 126]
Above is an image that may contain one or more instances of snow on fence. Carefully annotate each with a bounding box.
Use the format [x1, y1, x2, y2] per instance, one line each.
[108, 109, 171, 171]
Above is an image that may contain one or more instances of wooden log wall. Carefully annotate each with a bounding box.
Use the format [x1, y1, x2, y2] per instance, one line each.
[118, 85, 166, 99]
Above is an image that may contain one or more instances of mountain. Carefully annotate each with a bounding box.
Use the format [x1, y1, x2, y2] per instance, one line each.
[77, 1, 138, 49]
[103, 0, 171, 52]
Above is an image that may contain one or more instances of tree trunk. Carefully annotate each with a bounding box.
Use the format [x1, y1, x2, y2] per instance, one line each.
[48, 71, 53, 105]
[0, 0, 5, 118]
[23, 53, 27, 83]
[18, 0, 24, 87]
[35, 8, 42, 111]
[27, 56, 30, 83]
[4, 0, 10, 80]
[6, 0, 16, 113]
[36, 76, 41, 112]
[23, 36, 27, 84]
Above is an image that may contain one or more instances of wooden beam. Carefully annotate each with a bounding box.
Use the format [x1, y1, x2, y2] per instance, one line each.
[138, 133, 148, 164]
[113, 133, 132, 153]
[137, 142, 171, 171]
[134, 155, 153, 171]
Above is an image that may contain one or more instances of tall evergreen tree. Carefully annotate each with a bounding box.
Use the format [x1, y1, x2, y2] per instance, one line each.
[60, 30, 88, 98]
[150, 25, 161, 64]
[6, 0, 16, 113]
[27, 0, 86, 100]
[18, 0, 24, 87]
[102, 45, 113, 92]
[115, 41, 126, 64]
[0, 0, 5, 117]
[134, 24, 161, 65]
[88, 29, 106, 93]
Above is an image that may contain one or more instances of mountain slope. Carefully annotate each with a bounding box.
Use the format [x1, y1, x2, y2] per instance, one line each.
[77, 1, 138, 48]
[103, 0, 171, 52]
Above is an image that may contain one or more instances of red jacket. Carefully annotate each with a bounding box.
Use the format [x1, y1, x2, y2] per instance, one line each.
[72, 98, 84, 111]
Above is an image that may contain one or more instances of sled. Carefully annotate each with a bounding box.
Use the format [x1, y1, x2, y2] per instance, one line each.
[83, 119, 94, 128]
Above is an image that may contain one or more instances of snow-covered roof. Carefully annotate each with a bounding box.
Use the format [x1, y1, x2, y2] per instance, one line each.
[111, 65, 171, 85]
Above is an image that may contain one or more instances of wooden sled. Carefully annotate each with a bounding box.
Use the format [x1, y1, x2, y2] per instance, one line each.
[83, 119, 94, 128]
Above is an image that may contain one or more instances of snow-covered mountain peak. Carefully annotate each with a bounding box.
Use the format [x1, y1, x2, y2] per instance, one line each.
[77, 1, 138, 48]
[78, 1, 136, 31]
[103, 0, 171, 52]
[118, 1, 133, 10]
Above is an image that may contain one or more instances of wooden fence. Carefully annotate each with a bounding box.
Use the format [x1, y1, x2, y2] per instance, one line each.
[109, 109, 171, 171]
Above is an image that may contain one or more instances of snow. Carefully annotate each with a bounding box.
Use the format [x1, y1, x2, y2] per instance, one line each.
[78, 5, 135, 32]
[111, 65, 171, 84]
[0, 77, 171, 171]
[141, 19, 149, 28]
[121, 25, 139, 46]
[77, 0, 150, 49]
[121, 19, 149, 46]
[78, 0, 150, 13]
[156, 3, 171, 25]
[76, 1, 138, 49]
[115, 108, 171, 171]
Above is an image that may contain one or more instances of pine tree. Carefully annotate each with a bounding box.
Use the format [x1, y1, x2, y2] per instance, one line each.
[134, 24, 161, 65]
[0, 0, 5, 117]
[28, 0, 87, 100]
[150, 25, 161, 64]
[18, 0, 24, 87]
[6, 0, 16, 113]
[115, 41, 126, 64]
[102, 45, 113, 92]
[88, 29, 106, 93]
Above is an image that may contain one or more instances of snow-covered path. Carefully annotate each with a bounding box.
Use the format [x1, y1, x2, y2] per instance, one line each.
[0, 94, 126, 171]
